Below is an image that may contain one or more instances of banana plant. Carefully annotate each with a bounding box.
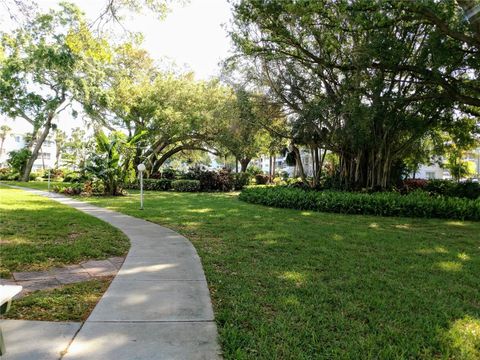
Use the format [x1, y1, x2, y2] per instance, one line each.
[86, 130, 145, 195]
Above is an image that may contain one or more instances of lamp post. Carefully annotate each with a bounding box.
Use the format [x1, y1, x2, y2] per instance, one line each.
[137, 163, 146, 210]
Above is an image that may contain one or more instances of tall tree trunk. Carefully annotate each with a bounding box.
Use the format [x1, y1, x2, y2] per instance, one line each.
[240, 158, 251, 172]
[22, 116, 53, 181]
[269, 155, 273, 180]
[292, 145, 307, 183]
[55, 147, 61, 167]
[272, 155, 276, 178]
[41, 146, 45, 170]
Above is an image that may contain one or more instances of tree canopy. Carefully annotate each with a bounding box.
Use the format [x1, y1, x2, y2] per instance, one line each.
[0, 2, 112, 180]
[229, 0, 479, 188]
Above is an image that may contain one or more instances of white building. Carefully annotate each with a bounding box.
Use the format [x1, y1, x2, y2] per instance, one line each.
[413, 149, 480, 180]
[0, 127, 57, 171]
[413, 163, 449, 180]
[253, 149, 315, 177]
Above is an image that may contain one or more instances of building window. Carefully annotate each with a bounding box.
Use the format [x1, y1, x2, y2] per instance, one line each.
[426, 171, 435, 179]
[15, 135, 21, 143]
[39, 152, 51, 160]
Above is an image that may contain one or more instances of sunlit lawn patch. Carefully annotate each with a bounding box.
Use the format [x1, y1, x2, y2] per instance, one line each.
[3, 279, 111, 321]
[76, 189, 480, 359]
[0, 185, 129, 277]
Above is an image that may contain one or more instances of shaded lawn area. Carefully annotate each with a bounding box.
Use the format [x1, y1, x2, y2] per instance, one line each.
[0, 185, 129, 277]
[3, 278, 111, 321]
[80, 190, 480, 360]
[1, 180, 69, 191]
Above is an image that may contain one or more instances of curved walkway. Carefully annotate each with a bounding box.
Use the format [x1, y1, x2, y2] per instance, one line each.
[3, 186, 221, 360]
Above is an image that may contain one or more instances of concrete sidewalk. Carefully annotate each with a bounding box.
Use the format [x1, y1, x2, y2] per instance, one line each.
[1, 186, 221, 360]
[0, 320, 81, 360]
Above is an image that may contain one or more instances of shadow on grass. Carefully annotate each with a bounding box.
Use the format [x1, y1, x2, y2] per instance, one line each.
[77, 191, 480, 358]
[7, 187, 480, 358]
[0, 190, 129, 277]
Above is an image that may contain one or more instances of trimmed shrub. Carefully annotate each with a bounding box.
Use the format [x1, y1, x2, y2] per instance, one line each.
[172, 179, 201, 192]
[53, 183, 84, 195]
[246, 165, 263, 177]
[403, 179, 428, 191]
[239, 186, 480, 220]
[286, 178, 310, 189]
[255, 173, 269, 185]
[151, 167, 178, 180]
[234, 172, 251, 190]
[29, 171, 42, 181]
[0, 170, 20, 181]
[425, 179, 480, 199]
[0, 169, 9, 180]
[123, 182, 138, 190]
[186, 168, 234, 191]
[144, 178, 172, 191]
[63, 172, 81, 183]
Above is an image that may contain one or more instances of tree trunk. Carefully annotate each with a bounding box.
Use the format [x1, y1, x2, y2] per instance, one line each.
[292, 146, 307, 183]
[240, 158, 251, 172]
[269, 155, 273, 180]
[151, 145, 213, 174]
[55, 147, 61, 167]
[272, 155, 276, 178]
[22, 116, 53, 181]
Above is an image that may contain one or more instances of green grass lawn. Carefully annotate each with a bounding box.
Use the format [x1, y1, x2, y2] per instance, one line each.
[6, 182, 480, 358]
[75, 189, 480, 360]
[0, 185, 129, 277]
[3, 278, 111, 321]
[2, 180, 70, 191]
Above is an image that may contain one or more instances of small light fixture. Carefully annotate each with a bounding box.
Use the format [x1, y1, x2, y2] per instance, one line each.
[137, 163, 146, 210]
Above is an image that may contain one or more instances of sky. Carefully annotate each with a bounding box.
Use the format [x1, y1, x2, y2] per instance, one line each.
[36, 0, 234, 80]
[1, 0, 234, 135]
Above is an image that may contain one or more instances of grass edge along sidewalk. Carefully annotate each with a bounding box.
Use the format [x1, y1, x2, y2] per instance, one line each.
[77, 189, 480, 359]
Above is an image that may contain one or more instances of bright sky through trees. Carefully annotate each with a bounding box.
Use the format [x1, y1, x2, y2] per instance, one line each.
[1, 0, 233, 134]
[35, 0, 233, 80]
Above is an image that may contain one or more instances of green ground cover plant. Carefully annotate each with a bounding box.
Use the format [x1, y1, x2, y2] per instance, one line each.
[3, 279, 111, 321]
[239, 186, 480, 220]
[0, 185, 129, 277]
[73, 189, 480, 359]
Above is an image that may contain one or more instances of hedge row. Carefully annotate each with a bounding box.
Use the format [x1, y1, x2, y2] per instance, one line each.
[125, 171, 250, 192]
[239, 186, 480, 220]
[171, 180, 201, 192]
[403, 179, 480, 199]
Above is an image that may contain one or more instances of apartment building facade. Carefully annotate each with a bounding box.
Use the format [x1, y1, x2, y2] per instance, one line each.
[0, 131, 57, 170]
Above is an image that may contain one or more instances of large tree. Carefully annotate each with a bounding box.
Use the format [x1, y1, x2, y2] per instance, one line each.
[85, 42, 232, 177]
[230, 0, 478, 189]
[0, 3, 111, 181]
[218, 88, 273, 172]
